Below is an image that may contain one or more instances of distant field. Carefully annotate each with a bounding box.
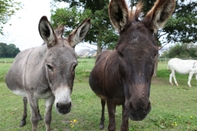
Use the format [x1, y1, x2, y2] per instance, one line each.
[0, 58, 14, 63]
[0, 58, 197, 131]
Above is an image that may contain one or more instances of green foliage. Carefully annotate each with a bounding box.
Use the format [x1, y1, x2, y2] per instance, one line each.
[50, 7, 80, 34]
[51, 6, 95, 46]
[161, 43, 197, 58]
[0, 0, 21, 34]
[0, 43, 20, 58]
[132, 0, 197, 45]
[55, 0, 107, 13]
[52, 0, 197, 53]
[163, 0, 197, 43]
[51, 0, 118, 53]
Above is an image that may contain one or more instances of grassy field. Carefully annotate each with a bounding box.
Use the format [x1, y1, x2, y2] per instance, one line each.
[0, 58, 197, 131]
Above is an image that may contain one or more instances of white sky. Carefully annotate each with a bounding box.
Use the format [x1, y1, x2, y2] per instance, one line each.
[0, 0, 96, 52]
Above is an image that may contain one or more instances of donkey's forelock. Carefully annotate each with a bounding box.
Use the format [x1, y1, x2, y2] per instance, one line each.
[54, 25, 65, 39]
[128, 3, 143, 22]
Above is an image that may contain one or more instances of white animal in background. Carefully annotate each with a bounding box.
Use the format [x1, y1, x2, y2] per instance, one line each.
[168, 58, 197, 87]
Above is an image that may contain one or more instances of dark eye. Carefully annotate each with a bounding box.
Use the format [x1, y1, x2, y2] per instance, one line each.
[73, 64, 78, 71]
[117, 51, 124, 58]
[46, 64, 53, 72]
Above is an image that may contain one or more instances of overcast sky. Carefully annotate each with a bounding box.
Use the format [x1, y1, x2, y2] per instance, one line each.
[0, 0, 96, 52]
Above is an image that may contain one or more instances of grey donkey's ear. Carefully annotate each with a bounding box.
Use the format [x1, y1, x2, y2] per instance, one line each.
[68, 18, 91, 48]
[143, 0, 176, 33]
[38, 16, 57, 48]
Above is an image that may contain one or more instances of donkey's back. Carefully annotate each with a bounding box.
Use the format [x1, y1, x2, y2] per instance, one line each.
[168, 58, 197, 74]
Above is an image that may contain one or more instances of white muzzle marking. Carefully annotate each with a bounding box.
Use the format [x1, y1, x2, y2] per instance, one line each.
[54, 86, 71, 106]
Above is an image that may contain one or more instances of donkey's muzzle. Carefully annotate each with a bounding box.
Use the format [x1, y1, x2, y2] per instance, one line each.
[56, 102, 71, 114]
[128, 102, 151, 121]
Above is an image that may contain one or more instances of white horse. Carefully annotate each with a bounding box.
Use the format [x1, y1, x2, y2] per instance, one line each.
[168, 58, 197, 87]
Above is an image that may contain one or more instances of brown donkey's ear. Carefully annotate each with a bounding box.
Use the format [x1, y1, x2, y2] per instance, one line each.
[38, 16, 57, 48]
[108, 0, 129, 33]
[143, 0, 176, 33]
[68, 18, 91, 48]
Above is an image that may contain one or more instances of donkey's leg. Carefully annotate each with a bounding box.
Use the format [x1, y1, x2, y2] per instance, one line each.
[99, 99, 105, 130]
[28, 96, 40, 131]
[38, 107, 43, 121]
[107, 99, 116, 131]
[169, 72, 173, 85]
[120, 105, 128, 131]
[20, 97, 28, 127]
[188, 72, 193, 87]
[44, 96, 55, 131]
[172, 70, 179, 86]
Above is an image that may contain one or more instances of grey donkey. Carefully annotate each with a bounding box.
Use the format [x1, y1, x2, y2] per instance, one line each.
[5, 16, 90, 131]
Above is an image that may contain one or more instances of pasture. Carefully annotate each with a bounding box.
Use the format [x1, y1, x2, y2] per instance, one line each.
[0, 58, 197, 131]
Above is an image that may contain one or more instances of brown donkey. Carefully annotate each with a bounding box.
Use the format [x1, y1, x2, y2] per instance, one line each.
[89, 0, 175, 131]
[5, 16, 90, 131]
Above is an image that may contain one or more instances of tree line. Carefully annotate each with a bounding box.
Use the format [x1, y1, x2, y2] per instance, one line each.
[0, 43, 20, 58]
[161, 43, 197, 59]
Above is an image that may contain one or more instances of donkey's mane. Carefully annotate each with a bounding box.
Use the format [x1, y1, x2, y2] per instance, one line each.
[129, 3, 143, 21]
[54, 25, 65, 38]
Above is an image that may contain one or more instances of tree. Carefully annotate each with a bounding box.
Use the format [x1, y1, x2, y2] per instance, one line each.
[160, 0, 197, 44]
[129, 0, 197, 45]
[0, 43, 20, 57]
[0, 0, 21, 35]
[161, 43, 197, 59]
[51, 0, 118, 54]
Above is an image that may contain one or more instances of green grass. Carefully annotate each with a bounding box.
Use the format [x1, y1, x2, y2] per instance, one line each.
[75, 58, 96, 83]
[0, 58, 197, 131]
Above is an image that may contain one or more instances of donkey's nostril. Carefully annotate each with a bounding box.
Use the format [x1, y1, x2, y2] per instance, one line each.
[56, 102, 72, 114]
[56, 103, 60, 108]
[66, 102, 72, 108]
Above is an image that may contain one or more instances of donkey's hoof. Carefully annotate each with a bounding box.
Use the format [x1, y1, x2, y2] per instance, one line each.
[99, 124, 104, 130]
[20, 120, 26, 127]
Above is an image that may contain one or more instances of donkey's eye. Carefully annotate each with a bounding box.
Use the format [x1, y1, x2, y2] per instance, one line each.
[118, 51, 124, 58]
[47, 64, 53, 72]
[73, 64, 78, 71]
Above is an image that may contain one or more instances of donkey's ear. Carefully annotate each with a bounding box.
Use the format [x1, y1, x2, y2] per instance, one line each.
[38, 16, 57, 47]
[108, 0, 129, 33]
[68, 18, 91, 48]
[143, 0, 176, 33]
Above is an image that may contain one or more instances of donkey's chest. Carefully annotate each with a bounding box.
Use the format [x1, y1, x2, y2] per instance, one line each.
[34, 88, 53, 99]
[111, 96, 125, 105]
[23, 82, 52, 98]
[98, 92, 125, 105]
[12, 85, 52, 99]
[99, 85, 125, 105]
